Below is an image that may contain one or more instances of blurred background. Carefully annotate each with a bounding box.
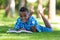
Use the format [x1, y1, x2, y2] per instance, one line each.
[0, 0, 60, 32]
[0, 0, 60, 40]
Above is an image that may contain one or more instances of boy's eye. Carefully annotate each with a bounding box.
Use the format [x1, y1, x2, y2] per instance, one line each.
[20, 15, 27, 17]
[20, 15, 23, 17]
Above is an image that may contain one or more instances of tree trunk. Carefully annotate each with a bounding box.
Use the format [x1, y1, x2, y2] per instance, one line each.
[10, 0, 15, 17]
[19, 0, 27, 9]
[48, 0, 56, 20]
[4, 0, 10, 17]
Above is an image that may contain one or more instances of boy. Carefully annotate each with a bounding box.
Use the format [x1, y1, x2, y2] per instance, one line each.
[14, 7, 52, 32]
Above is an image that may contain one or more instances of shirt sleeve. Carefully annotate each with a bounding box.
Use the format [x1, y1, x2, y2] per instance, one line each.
[14, 18, 21, 30]
[36, 25, 52, 32]
[30, 16, 38, 26]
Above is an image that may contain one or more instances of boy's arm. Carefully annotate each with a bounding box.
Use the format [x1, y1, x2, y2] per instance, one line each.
[39, 11, 51, 28]
[14, 18, 26, 30]
[14, 18, 21, 30]
[30, 26, 36, 32]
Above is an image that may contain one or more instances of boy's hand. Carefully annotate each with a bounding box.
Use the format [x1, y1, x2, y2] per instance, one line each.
[31, 26, 36, 32]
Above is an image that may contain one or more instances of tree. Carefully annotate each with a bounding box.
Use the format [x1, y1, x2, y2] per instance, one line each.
[10, 0, 15, 17]
[19, 0, 27, 9]
[48, 0, 56, 20]
[4, 0, 10, 17]
[4, 0, 15, 17]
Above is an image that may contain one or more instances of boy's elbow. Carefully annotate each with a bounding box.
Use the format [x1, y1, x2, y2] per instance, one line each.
[14, 25, 19, 30]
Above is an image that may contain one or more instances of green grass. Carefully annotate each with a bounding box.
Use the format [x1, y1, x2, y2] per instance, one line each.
[0, 9, 60, 40]
[0, 32, 60, 40]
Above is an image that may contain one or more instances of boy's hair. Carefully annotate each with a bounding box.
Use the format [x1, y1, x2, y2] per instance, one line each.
[19, 7, 29, 13]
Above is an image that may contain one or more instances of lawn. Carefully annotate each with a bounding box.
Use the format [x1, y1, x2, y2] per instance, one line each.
[0, 10, 60, 40]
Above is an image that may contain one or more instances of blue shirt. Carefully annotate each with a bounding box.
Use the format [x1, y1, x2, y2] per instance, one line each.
[14, 16, 52, 32]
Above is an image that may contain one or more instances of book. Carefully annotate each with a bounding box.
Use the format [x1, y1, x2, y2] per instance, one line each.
[7, 29, 33, 33]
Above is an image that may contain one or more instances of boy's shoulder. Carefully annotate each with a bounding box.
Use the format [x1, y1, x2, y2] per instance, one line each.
[28, 16, 37, 21]
[16, 17, 21, 21]
[29, 16, 35, 19]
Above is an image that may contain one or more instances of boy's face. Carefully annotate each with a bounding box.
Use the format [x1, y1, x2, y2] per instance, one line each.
[19, 11, 29, 23]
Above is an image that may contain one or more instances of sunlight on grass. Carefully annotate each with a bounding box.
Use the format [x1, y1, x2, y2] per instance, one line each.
[0, 36, 30, 40]
[0, 10, 5, 14]
[52, 24, 60, 31]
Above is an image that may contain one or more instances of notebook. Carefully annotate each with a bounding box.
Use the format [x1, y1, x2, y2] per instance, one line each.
[7, 29, 32, 33]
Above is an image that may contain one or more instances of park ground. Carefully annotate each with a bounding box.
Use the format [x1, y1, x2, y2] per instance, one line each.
[0, 9, 60, 40]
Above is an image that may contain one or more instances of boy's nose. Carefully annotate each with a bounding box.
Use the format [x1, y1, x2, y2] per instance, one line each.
[21, 17, 25, 20]
[21, 17, 27, 21]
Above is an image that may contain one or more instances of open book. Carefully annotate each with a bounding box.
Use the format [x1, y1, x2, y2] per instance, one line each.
[7, 29, 32, 33]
